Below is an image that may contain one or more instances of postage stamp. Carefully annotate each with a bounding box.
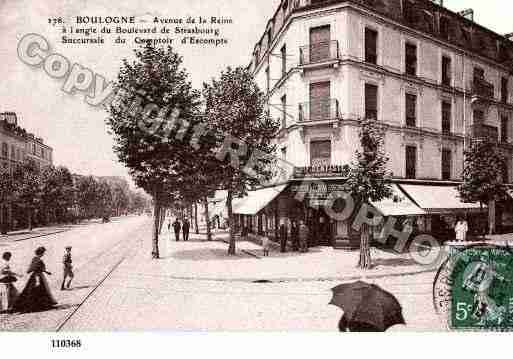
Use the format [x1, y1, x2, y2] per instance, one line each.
[434, 244, 513, 331]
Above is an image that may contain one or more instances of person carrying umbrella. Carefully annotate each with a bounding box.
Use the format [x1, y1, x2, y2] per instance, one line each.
[330, 281, 405, 332]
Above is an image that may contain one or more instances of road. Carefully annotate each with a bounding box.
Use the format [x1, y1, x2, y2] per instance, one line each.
[0, 215, 149, 331]
[1, 217, 447, 331]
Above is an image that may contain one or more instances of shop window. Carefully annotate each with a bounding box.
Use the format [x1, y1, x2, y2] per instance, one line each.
[365, 28, 378, 64]
[310, 140, 331, 167]
[442, 148, 452, 180]
[405, 145, 417, 179]
[405, 93, 417, 127]
[1, 143, 7, 158]
[442, 56, 451, 86]
[365, 83, 378, 120]
[405, 43, 417, 76]
[442, 101, 452, 134]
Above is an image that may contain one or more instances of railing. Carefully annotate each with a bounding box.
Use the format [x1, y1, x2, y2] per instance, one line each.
[472, 78, 495, 99]
[293, 165, 349, 179]
[472, 124, 499, 143]
[298, 99, 340, 122]
[299, 40, 340, 66]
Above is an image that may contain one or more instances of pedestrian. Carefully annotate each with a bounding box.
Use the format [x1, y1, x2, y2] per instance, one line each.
[455, 216, 469, 242]
[0, 252, 22, 313]
[172, 218, 181, 241]
[61, 246, 74, 290]
[290, 220, 299, 252]
[262, 232, 270, 257]
[12, 246, 57, 313]
[182, 218, 190, 241]
[298, 220, 309, 253]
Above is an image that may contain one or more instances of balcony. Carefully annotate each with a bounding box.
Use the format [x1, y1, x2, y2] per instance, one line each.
[299, 41, 340, 67]
[298, 99, 340, 122]
[471, 78, 495, 100]
[293, 165, 349, 179]
[472, 124, 499, 143]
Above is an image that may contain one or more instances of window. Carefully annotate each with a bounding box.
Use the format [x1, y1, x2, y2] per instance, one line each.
[501, 115, 509, 143]
[405, 93, 417, 127]
[365, 83, 378, 120]
[32, 143, 36, 155]
[281, 147, 287, 160]
[1, 143, 7, 158]
[501, 77, 509, 103]
[365, 28, 378, 64]
[16, 149, 20, 162]
[405, 145, 417, 179]
[405, 43, 417, 76]
[281, 95, 287, 129]
[310, 140, 331, 167]
[10, 145, 15, 159]
[441, 148, 452, 180]
[265, 67, 270, 93]
[310, 81, 330, 121]
[473, 109, 484, 124]
[442, 101, 452, 134]
[440, 16, 450, 40]
[310, 25, 331, 63]
[442, 56, 451, 86]
[474, 67, 485, 79]
[280, 44, 287, 77]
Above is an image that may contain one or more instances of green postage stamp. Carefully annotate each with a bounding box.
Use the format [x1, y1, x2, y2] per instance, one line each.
[435, 245, 513, 331]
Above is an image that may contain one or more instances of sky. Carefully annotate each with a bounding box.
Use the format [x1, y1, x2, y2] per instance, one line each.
[0, 0, 511, 182]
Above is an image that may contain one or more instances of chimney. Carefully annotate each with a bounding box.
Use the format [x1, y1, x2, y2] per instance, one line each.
[0, 112, 18, 126]
[458, 9, 474, 22]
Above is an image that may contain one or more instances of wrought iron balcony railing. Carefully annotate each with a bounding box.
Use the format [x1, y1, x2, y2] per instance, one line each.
[298, 99, 340, 122]
[472, 77, 495, 99]
[472, 124, 499, 143]
[299, 41, 340, 66]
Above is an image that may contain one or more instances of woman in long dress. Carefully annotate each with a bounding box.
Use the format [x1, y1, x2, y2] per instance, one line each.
[0, 252, 22, 313]
[12, 246, 57, 313]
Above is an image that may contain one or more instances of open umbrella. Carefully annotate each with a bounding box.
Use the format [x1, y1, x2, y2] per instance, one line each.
[329, 281, 405, 332]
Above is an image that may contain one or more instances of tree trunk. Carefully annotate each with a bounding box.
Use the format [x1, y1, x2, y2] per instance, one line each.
[158, 207, 165, 235]
[194, 202, 199, 234]
[488, 199, 496, 236]
[28, 208, 33, 231]
[152, 200, 160, 259]
[227, 190, 236, 255]
[358, 222, 372, 269]
[204, 197, 212, 241]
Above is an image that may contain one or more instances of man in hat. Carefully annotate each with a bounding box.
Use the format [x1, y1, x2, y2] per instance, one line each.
[182, 217, 190, 241]
[61, 246, 74, 290]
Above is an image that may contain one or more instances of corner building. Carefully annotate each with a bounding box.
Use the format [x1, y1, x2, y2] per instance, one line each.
[233, 0, 513, 246]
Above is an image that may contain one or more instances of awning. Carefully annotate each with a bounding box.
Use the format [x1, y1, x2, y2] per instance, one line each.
[399, 184, 484, 214]
[371, 184, 426, 217]
[232, 184, 287, 215]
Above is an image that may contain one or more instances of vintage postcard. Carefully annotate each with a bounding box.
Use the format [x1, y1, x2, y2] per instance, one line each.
[1, 0, 513, 346]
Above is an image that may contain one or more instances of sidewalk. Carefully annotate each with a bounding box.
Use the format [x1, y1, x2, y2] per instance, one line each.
[134, 229, 435, 282]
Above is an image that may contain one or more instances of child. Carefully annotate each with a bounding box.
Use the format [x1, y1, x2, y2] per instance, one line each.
[262, 233, 270, 257]
[61, 246, 74, 290]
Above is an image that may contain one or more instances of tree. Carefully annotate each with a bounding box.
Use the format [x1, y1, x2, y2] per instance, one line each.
[106, 44, 201, 258]
[12, 160, 42, 231]
[346, 119, 393, 269]
[75, 175, 99, 219]
[40, 166, 75, 224]
[0, 167, 15, 234]
[202, 66, 279, 255]
[458, 140, 508, 235]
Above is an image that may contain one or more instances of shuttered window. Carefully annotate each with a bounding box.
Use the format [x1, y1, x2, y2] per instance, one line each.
[442, 149, 452, 180]
[309, 25, 330, 63]
[365, 83, 378, 120]
[310, 82, 330, 121]
[442, 56, 451, 86]
[405, 43, 417, 76]
[405, 146, 417, 179]
[442, 101, 451, 134]
[405, 93, 417, 127]
[310, 140, 331, 167]
[365, 28, 378, 64]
